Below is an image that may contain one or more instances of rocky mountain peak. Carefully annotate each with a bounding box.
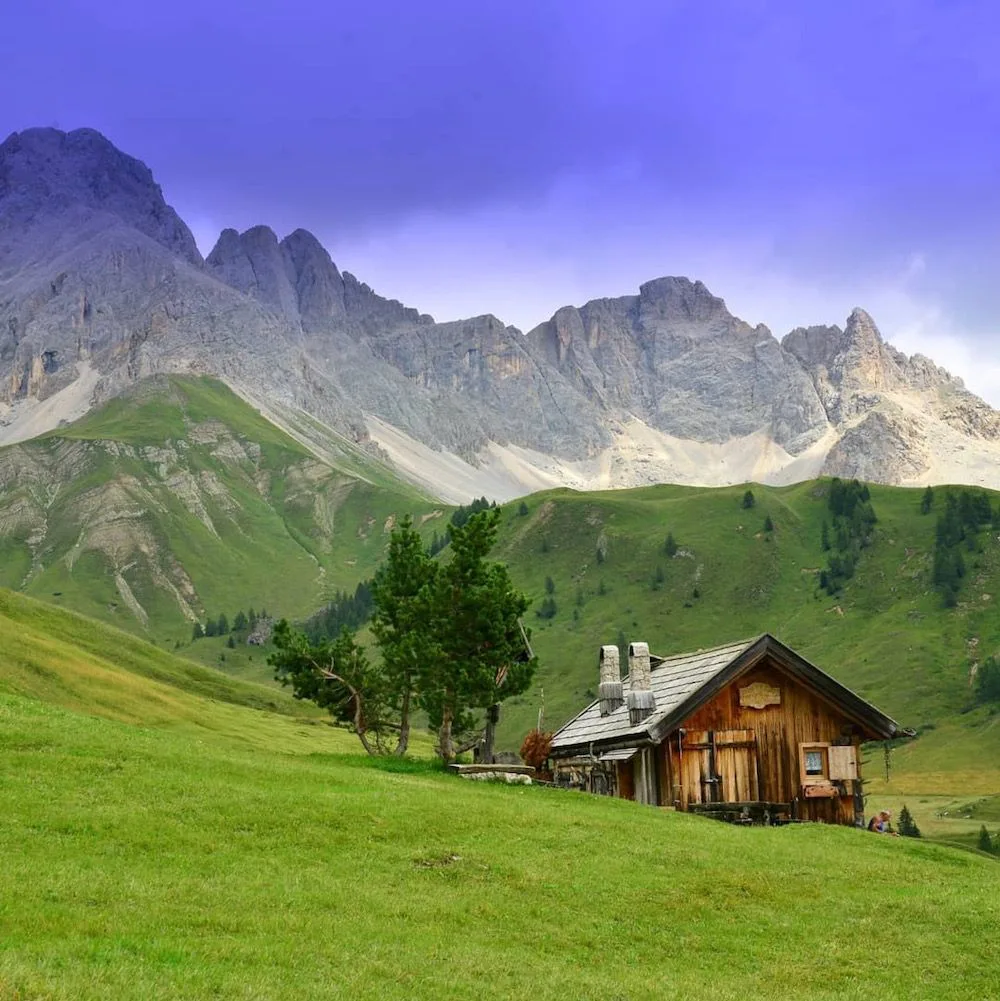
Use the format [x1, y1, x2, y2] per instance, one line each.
[0, 127, 202, 267]
[637, 276, 736, 334]
[205, 225, 299, 321]
[844, 307, 883, 349]
[279, 228, 346, 331]
[781, 324, 845, 371]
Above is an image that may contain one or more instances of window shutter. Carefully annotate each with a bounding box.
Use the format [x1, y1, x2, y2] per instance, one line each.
[828, 745, 858, 780]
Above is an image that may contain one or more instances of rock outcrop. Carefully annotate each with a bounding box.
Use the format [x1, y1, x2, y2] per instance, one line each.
[528, 277, 829, 453]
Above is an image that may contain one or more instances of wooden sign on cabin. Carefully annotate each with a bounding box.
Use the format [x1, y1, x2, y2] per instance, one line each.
[738, 682, 781, 709]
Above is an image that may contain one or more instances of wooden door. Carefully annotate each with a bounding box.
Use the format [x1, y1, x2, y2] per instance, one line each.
[681, 729, 759, 805]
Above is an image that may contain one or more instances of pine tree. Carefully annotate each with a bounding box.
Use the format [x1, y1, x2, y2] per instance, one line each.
[978, 825, 994, 854]
[517, 500, 529, 516]
[742, 489, 755, 509]
[544, 576, 555, 595]
[821, 520, 831, 551]
[898, 804, 921, 838]
[974, 657, 1000, 704]
[664, 532, 678, 557]
[218, 613, 229, 635]
[226, 635, 236, 649]
[371, 515, 439, 756]
[421, 508, 536, 762]
[192, 622, 204, 641]
[536, 596, 557, 620]
[233, 610, 249, 632]
[652, 565, 665, 590]
[763, 515, 774, 533]
[920, 485, 934, 514]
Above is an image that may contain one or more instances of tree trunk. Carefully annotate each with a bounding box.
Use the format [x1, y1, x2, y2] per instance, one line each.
[438, 702, 455, 763]
[317, 665, 377, 756]
[480, 702, 500, 764]
[395, 685, 411, 756]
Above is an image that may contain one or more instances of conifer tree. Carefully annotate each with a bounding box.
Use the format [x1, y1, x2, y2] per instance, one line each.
[978, 824, 994, 854]
[421, 508, 536, 762]
[898, 804, 921, 838]
[371, 515, 438, 756]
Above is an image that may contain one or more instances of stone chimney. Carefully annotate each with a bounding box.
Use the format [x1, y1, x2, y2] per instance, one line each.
[627, 641, 656, 726]
[598, 645, 624, 716]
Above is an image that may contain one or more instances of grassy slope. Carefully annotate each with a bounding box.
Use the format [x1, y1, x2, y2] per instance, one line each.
[0, 377, 444, 647]
[0, 588, 356, 753]
[1, 665, 999, 998]
[491, 481, 1000, 792]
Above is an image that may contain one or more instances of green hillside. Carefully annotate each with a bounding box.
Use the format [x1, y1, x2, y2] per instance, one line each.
[490, 481, 1000, 790]
[0, 588, 357, 752]
[0, 376, 444, 645]
[0, 607, 998, 1000]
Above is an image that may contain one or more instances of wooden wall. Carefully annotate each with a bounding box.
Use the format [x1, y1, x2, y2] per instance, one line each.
[662, 657, 865, 825]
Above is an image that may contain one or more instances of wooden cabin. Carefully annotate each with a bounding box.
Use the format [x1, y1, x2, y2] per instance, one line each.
[549, 635, 909, 826]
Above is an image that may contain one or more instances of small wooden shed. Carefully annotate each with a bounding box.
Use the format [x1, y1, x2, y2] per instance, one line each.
[549, 634, 908, 826]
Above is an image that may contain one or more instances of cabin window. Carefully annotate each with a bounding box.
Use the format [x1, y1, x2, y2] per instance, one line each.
[798, 742, 832, 788]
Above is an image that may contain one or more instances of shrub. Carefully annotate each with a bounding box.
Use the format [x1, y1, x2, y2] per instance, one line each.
[520, 728, 553, 774]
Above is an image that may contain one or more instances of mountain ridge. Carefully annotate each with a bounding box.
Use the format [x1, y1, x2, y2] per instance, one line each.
[2, 125, 999, 502]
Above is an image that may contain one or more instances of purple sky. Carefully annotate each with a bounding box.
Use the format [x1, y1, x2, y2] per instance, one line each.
[3, 0, 1000, 402]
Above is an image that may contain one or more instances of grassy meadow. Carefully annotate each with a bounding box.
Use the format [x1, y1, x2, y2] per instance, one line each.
[1, 599, 998, 1000]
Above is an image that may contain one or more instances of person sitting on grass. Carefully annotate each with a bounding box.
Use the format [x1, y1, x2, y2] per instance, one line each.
[867, 809, 897, 834]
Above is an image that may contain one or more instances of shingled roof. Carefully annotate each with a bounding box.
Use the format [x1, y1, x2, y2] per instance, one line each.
[550, 634, 905, 755]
